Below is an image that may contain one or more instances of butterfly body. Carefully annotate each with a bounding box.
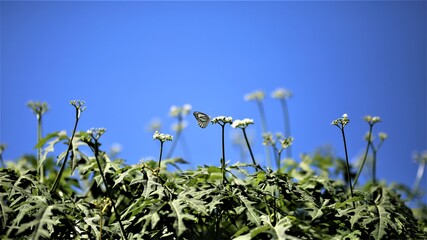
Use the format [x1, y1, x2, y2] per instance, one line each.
[193, 111, 210, 128]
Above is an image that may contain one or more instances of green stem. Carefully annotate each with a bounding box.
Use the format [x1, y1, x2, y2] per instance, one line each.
[369, 144, 377, 185]
[372, 150, 377, 185]
[158, 141, 164, 169]
[50, 110, 80, 193]
[353, 124, 373, 187]
[280, 99, 292, 158]
[166, 116, 182, 159]
[242, 128, 261, 171]
[37, 114, 44, 182]
[412, 161, 426, 197]
[221, 124, 226, 184]
[256, 99, 271, 167]
[340, 127, 355, 208]
[93, 141, 128, 240]
[0, 150, 4, 168]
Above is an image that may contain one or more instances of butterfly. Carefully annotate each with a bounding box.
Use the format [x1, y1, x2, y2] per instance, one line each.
[193, 111, 210, 128]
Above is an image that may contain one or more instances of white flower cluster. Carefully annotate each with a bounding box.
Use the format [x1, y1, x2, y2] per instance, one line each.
[87, 128, 107, 140]
[363, 115, 382, 125]
[169, 104, 192, 117]
[153, 131, 173, 142]
[211, 116, 233, 124]
[231, 118, 254, 129]
[244, 90, 265, 101]
[271, 88, 292, 99]
[331, 113, 350, 127]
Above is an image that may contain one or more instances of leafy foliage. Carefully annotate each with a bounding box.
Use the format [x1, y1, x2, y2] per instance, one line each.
[1, 147, 426, 239]
[1, 100, 426, 239]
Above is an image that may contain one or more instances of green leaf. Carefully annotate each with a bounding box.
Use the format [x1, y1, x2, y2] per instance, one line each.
[168, 199, 196, 237]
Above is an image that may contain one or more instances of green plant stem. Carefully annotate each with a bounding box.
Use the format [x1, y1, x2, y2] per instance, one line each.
[412, 161, 426, 196]
[340, 127, 355, 208]
[369, 143, 379, 185]
[353, 124, 373, 187]
[256, 99, 271, 167]
[37, 114, 44, 182]
[93, 141, 128, 240]
[280, 99, 292, 158]
[158, 141, 164, 169]
[0, 152, 4, 168]
[166, 116, 182, 159]
[372, 149, 377, 185]
[277, 150, 282, 170]
[241, 128, 260, 171]
[166, 130, 180, 159]
[220, 123, 226, 184]
[50, 110, 80, 193]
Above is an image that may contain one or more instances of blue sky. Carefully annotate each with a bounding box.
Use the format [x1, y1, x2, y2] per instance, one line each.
[1, 1, 426, 195]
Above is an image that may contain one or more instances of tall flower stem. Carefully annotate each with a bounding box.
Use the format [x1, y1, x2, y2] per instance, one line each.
[256, 100, 271, 167]
[241, 128, 260, 171]
[158, 141, 164, 169]
[280, 99, 292, 158]
[92, 139, 128, 240]
[353, 124, 373, 187]
[50, 102, 83, 193]
[220, 123, 226, 184]
[153, 131, 173, 174]
[340, 127, 355, 208]
[0, 144, 6, 168]
[412, 154, 426, 197]
[371, 147, 377, 185]
[37, 113, 43, 182]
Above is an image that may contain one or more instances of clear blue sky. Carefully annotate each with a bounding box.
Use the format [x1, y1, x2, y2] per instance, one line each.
[1, 1, 426, 195]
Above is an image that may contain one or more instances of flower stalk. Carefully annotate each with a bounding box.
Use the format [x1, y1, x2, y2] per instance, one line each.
[50, 100, 84, 193]
[166, 104, 191, 159]
[153, 131, 173, 172]
[27, 101, 49, 182]
[0, 144, 6, 168]
[353, 116, 382, 187]
[332, 114, 355, 208]
[85, 128, 128, 240]
[245, 90, 272, 167]
[232, 118, 262, 171]
[212, 116, 233, 184]
[272, 88, 293, 158]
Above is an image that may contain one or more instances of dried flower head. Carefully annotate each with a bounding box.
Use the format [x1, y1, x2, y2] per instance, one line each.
[262, 132, 275, 146]
[27, 101, 49, 118]
[280, 137, 294, 149]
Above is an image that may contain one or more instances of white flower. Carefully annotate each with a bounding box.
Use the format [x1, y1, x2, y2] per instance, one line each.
[244, 90, 265, 101]
[153, 131, 173, 142]
[182, 104, 192, 116]
[172, 121, 187, 132]
[231, 118, 254, 129]
[271, 88, 292, 99]
[211, 116, 233, 124]
[169, 105, 180, 117]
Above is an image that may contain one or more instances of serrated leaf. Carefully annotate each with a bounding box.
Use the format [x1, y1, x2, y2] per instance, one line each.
[237, 195, 262, 226]
[168, 199, 196, 237]
[371, 205, 390, 240]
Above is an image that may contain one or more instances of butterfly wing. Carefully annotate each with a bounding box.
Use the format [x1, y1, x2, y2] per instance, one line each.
[193, 111, 210, 128]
